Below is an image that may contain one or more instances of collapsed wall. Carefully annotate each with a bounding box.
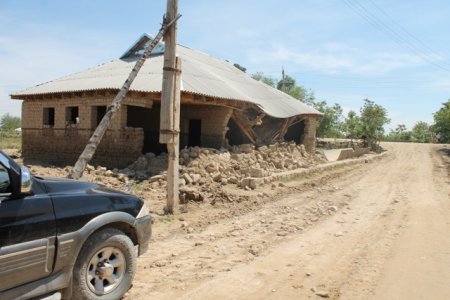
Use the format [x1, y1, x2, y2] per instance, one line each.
[120, 142, 321, 192]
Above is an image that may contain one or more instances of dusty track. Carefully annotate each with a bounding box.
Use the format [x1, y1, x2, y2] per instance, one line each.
[127, 142, 450, 300]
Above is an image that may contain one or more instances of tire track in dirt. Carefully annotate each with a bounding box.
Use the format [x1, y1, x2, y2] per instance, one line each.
[127, 162, 373, 299]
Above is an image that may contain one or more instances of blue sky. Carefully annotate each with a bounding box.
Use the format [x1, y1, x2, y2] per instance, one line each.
[1, 0, 449, 130]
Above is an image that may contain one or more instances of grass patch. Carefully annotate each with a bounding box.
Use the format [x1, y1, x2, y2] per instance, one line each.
[131, 183, 144, 192]
[158, 215, 175, 223]
[0, 132, 21, 150]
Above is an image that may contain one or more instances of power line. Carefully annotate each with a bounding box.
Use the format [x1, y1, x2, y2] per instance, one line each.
[366, 0, 448, 65]
[341, 0, 450, 72]
[342, 0, 449, 71]
[355, 0, 450, 68]
[344, 0, 450, 71]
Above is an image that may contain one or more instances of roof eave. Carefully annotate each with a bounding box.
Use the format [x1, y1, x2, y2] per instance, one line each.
[11, 89, 323, 118]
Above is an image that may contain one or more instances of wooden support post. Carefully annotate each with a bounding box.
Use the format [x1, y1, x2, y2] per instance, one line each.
[231, 111, 257, 144]
[165, 58, 181, 215]
[160, 0, 180, 214]
[274, 117, 293, 142]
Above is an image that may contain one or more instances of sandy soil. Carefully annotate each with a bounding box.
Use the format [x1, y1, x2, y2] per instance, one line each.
[125, 142, 450, 300]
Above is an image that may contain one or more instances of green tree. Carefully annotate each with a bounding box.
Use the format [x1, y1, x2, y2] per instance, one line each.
[396, 124, 408, 140]
[432, 100, 450, 143]
[274, 75, 302, 100]
[359, 99, 390, 150]
[251, 72, 277, 87]
[276, 75, 310, 101]
[385, 129, 396, 141]
[251, 72, 315, 104]
[343, 110, 361, 139]
[314, 101, 344, 138]
[301, 89, 317, 107]
[410, 121, 431, 143]
[277, 74, 296, 92]
[0, 113, 21, 131]
[252, 71, 343, 138]
[387, 124, 411, 142]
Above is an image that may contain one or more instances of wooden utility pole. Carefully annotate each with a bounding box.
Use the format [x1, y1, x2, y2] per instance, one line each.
[160, 0, 181, 214]
[68, 13, 180, 180]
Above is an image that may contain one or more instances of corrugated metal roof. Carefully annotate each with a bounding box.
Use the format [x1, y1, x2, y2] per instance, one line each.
[12, 37, 322, 118]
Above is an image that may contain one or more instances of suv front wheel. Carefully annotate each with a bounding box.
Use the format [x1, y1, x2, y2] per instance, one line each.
[72, 228, 137, 300]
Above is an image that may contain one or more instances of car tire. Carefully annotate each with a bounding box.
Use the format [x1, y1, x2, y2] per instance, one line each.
[72, 228, 137, 300]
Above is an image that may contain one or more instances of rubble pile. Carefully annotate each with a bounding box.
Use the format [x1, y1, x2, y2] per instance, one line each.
[119, 142, 317, 191]
[71, 142, 321, 210]
[19, 142, 328, 213]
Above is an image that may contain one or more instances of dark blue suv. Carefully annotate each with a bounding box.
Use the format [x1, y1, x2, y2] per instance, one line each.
[0, 151, 153, 300]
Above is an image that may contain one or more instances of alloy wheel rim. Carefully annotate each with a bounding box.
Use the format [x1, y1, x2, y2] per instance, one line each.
[86, 246, 126, 295]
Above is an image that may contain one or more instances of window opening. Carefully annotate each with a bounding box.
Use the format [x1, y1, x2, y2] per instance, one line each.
[66, 106, 79, 125]
[43, 107, 55, 127]
[95, 106, 106, 126]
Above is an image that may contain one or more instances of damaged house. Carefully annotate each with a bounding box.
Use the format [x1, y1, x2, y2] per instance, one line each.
[11, 34, 322, 168]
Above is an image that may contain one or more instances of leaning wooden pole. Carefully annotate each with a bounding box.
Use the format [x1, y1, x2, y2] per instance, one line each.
[68, 14, 181, 180]
[160, 0, 180, 214]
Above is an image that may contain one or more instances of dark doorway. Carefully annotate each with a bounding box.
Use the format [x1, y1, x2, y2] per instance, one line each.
[284, 120, 305, 144]
[127, 105, 166, 154]
[188, 119, 202, 147]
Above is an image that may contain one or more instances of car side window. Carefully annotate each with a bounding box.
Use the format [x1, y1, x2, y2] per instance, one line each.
[0, 163, 11, 194]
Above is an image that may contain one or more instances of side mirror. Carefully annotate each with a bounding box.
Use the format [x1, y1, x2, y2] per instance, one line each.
[21, 167, 32, 194]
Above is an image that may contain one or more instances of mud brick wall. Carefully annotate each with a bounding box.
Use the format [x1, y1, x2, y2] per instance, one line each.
[21, 94, 150, 131]
[21, 94, 149, 168]
[22, 128, 143, 168]
[303, 118, 317, 153]
[180, 105, 233, 148]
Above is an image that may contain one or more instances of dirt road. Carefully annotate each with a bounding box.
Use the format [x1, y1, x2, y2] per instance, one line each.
[127, 142, 449, 300]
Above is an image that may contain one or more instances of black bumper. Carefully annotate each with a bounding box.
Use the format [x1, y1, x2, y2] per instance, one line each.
[134, 214, 153, 255]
